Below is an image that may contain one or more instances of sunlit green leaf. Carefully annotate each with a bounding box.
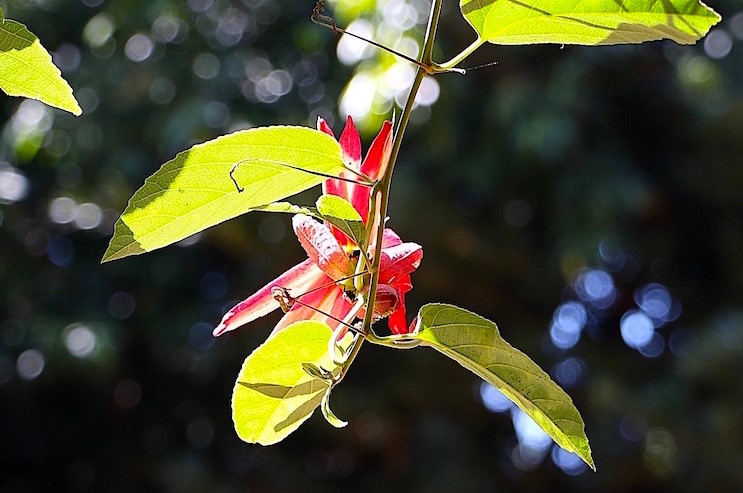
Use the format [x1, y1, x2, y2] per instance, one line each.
[102, 126, 346, 262]
[316, 194, 368, 249]
[460, 0, 720, 46]
[410, 303, 595, 470]
[252, 201, 313, 215]
[232, 320, 341, 445]
[0, 8, 81, 115]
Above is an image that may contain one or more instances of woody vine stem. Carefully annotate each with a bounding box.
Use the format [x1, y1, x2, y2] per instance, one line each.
[337, 0, 444, 377]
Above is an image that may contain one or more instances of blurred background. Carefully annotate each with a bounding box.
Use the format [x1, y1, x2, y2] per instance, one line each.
[1, 0, 742, 491]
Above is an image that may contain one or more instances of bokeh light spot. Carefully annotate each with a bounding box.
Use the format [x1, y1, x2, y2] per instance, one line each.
[152, 15, 186, 44]
[0, 165, 30, 204]
[203, 101, 230, 128]
[193, 53, 220, 79]
[48, 237, 74, 266]
[550, 301, 587, 349]
[479, 382, 513, 413]
[149, 78, 177, 105]
[337, 20, 374, 66]
[17, 349, 45, 381]
[108, 291, 136, 320]
[703, 28, 733, 59]
[73, 202, 103, 230]
[552, 357, 585, 388]
[638, 332, 665, 358]
[124, 33, 155, 62]
[574, 269, 616, 309]
[512, 409, 552, 469]
[189, 322, 216, 351]
[83, 13, 116, 48]
[415, 77, 440, 106]
[620, 310, 654, 349]
[64, 324, 97, 358]
[551, 446, 587, 475]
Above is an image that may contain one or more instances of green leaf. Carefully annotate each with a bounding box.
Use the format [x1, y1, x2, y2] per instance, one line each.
[102, 126, 346, 262]
[252, 201, 314, 215]
[460, 0, 720, 46]
[0, 8, 81, 115]
[316, 194, 368, 249]
[410, 303, 595, 470]
[232, 320, 341, 445]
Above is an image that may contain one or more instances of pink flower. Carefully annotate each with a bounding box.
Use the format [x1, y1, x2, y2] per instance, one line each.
[214, 117, 422, 337]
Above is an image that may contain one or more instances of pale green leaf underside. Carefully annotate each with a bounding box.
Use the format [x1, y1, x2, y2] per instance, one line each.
[316, 194, 368, 249]
[460, 0, 720, 46]
[411, 303, 594, 470]
[232, 320, 340, 445]
[0, 8, 81, 115]
[102, 126, 346, 262]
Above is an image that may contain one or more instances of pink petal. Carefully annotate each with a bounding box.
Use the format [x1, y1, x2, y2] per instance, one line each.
[382, 228, 402, 248]
[319, 116, 345, 201]
[293, 214, 353, 281]
[379, 242, 423, 285]
[213, 259, 323, 336]
[272, 282, 353, 335]
[349, 120, 392, 222]
[317, 116, 334, 137]
[387, 293, 409, 335]
[360, 120, 393, 180]
[339, 116, 362, 166]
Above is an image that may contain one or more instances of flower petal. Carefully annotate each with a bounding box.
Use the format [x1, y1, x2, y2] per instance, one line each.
[387, 292, 410, 335]
[272, 282, 353, 334]
[293, 214, 353, 281]
[319, 117, 345, 200]
[349, 120, 392, 221]
[382, 228, 402, 248]
[317, 116, 334, 137]
[379, 242, 423, 285]
[213, 259, 323, 336]
[339, 115, 362, 166]
[360, 120, 393, 180]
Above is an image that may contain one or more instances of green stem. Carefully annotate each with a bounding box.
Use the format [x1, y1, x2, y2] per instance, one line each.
[338, 334, 364, 380]
[361, 0, 444, 335]
[433, 37, 484, 72]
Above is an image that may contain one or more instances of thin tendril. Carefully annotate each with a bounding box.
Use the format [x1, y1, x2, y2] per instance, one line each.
[230, 158, 375, 193]
[277, 288, 363, 334]
[311, 0, 434, 74]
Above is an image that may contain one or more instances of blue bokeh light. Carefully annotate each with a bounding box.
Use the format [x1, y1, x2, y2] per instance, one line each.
[552, 357, 585, 388]
[479, 382, 513, 413]
[638, 332, 665, 358]
[574, 269, 616, 309]
[634, 283, 681, 326]
[620, 310, 655, 349]
[551, 446, 587, 475]
[188, 322, 216, 351]
[549, 301, 587, 349]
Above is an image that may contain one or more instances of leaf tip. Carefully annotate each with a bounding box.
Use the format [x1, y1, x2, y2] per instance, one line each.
[101, 220, 146, 262]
